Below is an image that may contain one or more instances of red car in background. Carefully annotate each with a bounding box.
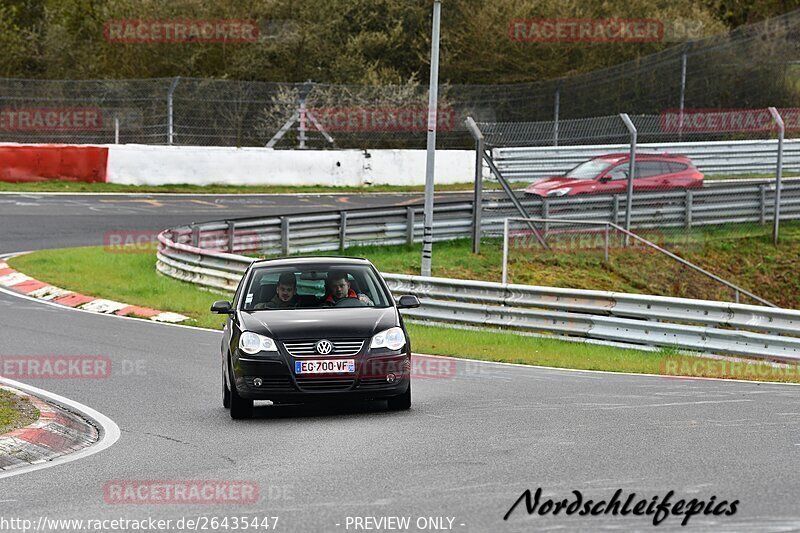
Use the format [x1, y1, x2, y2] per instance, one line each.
[524, 153, 704, 197]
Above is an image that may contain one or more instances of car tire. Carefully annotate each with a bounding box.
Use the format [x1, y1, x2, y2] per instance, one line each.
[228, 360, 253, 419]
[222, 362, 231, 409]
[387, 383, 411, 411]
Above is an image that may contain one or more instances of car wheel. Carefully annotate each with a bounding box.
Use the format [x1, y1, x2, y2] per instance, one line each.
[222, 362, 231, 409]
[228, 359, 253, 419]
[387, 383, 411, 411]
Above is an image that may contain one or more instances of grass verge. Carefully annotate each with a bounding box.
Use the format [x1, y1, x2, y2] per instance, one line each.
[0, 389, 39, 435]
[7, 246, 800, 384]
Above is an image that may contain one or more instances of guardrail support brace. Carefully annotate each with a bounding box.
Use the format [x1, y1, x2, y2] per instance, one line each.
[406, 207, 415, 245]
[281, 217, 290, 256]
[227, 221, 235, 253]
[339, 212, 347, 251]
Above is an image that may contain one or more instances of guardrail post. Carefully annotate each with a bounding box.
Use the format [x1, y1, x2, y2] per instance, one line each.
[227, 221, 235, 253]
[281, 217, 290, 256]
[406, 207, 415, 245]
[502, 218, 509, 284]
[466, 116, 484, 254]
[542, 198, 549, 239]
[612, 195, 620, 226]
[339, 212, 347, 251]
[685, 189, 693, 229]
[190, 224, 199, 247]
[759, 184, 767, 225]
[604, 223, 610, 263]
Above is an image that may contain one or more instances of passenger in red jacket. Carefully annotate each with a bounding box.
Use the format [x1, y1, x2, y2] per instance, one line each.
[324, 270, 373, 306]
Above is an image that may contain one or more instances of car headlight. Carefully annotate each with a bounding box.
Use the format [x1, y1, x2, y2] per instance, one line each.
[239, 331, 278, 354]
[547, 188, 571, 197]
[370, 327, 406, 351]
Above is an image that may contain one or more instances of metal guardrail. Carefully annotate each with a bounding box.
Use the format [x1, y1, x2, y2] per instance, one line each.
[158, 181, 800, 262]
[157, 202, 800, 363]
[493, 139, 800, 181]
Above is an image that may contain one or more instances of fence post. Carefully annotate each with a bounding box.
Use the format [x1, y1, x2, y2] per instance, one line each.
[406, 207, 415, 244]
[465, 116, 484, 254]
[167, 76, 180, 145]
[685, 189, 693, 229]
[769, 107, 784, 245]
[281, 217, 290, 256]
[114, 117, 120, 144]
[227, 221, 235, 253]
[619, 113, 637, 245]
[339, 211, 347, 251]
[553, 86, 560, 147]
[678, 48, 687, 141]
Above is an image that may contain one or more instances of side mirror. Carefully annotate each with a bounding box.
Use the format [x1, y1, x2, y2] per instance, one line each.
[211, 300, 233, 314]
[397, 295, 420, 309]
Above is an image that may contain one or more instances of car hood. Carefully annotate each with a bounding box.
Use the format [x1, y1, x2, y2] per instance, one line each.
[526, 177, 579, 193]
[239, 307, 398, 340]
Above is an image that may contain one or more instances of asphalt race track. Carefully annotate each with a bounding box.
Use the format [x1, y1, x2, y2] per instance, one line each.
[1, 193, 799, 532]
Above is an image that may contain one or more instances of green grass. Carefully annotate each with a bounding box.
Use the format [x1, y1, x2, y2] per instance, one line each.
[0, 389, 39, 435]
[7, 245, 800, 384]
[0, 180, 489, 194]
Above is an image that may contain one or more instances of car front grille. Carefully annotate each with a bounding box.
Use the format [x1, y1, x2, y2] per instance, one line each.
[295, 377, 355, 391]
[282, 339, 365, 357]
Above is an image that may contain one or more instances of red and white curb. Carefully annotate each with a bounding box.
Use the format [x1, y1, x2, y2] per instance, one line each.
[0, 384, 99, 472]
[0, 260, 188, 323]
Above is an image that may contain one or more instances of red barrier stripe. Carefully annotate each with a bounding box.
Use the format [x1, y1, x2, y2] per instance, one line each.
[0, 145, 108, 183]
[115, 305, 162, 318]
[53, 293, 96, 307]
[10, 279, 48, 294]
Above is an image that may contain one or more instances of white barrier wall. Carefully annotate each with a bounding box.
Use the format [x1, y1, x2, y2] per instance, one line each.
[106, 145, 474, 186]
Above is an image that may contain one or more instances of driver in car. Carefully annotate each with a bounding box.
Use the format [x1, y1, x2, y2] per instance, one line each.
[323, 270, 373, 306]
[254, 272, 298, 309]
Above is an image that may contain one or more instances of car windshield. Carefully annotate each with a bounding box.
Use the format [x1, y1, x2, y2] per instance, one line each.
[241, 263, 392, 311]
[564, 159, 616, 180]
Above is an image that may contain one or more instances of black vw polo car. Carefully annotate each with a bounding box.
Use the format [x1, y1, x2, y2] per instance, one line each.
[211, 257, 420, 419]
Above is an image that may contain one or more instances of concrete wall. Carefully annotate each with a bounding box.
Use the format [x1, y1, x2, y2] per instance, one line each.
[106, 145, 475, 186]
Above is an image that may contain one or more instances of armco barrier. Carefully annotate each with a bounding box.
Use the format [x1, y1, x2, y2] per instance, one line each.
[156, 207, 800, 363]
[0, 144, 108, 183]
[493, 139, 800, 181]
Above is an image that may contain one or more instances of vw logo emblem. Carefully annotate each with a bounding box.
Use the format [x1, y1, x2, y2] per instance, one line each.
[315, 339, 333, 355]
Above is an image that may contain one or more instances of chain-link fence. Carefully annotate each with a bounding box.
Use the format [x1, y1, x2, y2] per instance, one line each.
[469, 108, 798, 303]
[1, 10, 799, 148]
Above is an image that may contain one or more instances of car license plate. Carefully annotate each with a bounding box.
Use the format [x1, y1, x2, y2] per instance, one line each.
[295, 359, 355, 374]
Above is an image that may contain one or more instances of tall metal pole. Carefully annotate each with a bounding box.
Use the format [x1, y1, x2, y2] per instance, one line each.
[421, 0, 441, 277]
[167, 76, 180, 145]
[620, 113, 637, 246]
[553, 87, 560, 147]
[769, 107, 784, 245]
[678, 50, 687, 141]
